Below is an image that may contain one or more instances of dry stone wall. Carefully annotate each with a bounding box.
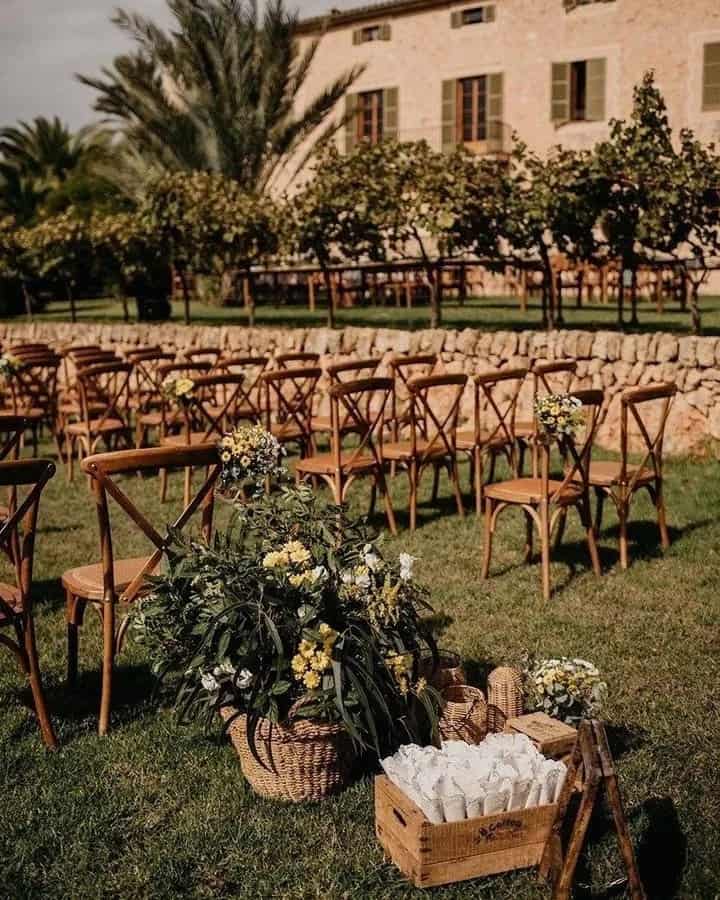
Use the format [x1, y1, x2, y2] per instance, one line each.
[3, 320, 719, 455]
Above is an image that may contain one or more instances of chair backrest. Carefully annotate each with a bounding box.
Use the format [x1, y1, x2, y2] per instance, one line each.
[539, 389, 604, 504]
[9, 343, 51, 357]
[274, 351, 320, 369]
[262, 367, 321, 441]
[620, 383, 677, 490]
[125, 345, 163, 364]
[473, 367, 528, 448]
[7, 353, 61, 416]
[0, 414, 27, 460]
[328, 377, 392, 472]
[217, 355, 269, 418]
[407, 373, 468, 463]
[388, 353, 438, 435]
[81, 445, 218, 604]
[131, 351, 176, 411]
[183, 347, 223, 368]
[77, 361, 133, 430]
[157, 361, 212, 429]
[326, 357, 382, 383]
[180, 373, 246, 440]
[0, 458, 55, 618]
[532, 359, 577, 398]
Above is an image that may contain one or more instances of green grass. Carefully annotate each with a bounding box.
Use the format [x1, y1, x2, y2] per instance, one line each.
[11, 293, 720, 334]
[2, 444, 720, 899]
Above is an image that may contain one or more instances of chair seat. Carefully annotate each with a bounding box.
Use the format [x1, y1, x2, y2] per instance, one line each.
[66, 418, 127, 436]
[0, 582, 21, 623]
[484, 477, 583, 505]
[514, 420, 535, 439]
[296, 451, 378, 475]
[270, 422, 305, 441]
[310, 415, 363, 434]
[456, 429, 513, 452]
[383, 440, 450, 461]
[588, 460, 655, 487]
[162, 432, 216, 447]
[61, 556, 153, 602]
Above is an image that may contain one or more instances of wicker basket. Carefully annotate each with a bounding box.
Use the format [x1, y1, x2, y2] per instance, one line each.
[221, 707, 353, 802]
[487, 666, 524, 733]
[419, 649, 466, 691]
[438, 684, 488, 744]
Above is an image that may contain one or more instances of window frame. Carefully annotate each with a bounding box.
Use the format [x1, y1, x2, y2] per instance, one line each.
[457, 75, 489, 143]
[356, 90, 384, 145]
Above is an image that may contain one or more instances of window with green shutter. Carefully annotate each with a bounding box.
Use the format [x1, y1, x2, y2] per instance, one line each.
[382, 87, 399, 141]
[345, 94, 358, 153]
[441, 79, 458, 153]
[352, 22, 392, 44]
[551, 58, 605, 124]
[345, 89, 395, 150]
[442, 73, 504, 153]
[450, 4, 496, 28]
[703, 43, 720, 111]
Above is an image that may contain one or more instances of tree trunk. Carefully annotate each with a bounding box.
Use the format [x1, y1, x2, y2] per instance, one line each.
[321, 264, 335, 329]
[629, 266, 639, 327]
[21, 283, 33, 321]
[689, 282, 702, 335]
[64, 280, 76, 323]
[540, 252, 555, 331]
[178, 269, 191, 325]
[246, 270, 256, 327]
[617, 267, 625, 329]
[424, 262, 442, 329]
[555, 270, 565, 326]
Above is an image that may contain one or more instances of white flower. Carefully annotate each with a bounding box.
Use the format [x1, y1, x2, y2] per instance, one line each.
[310, 565, 327, 582]
[354, 569, 371, 590]
[297, 604, 309, 619]
[340, 570, 353, 585]
[363, 544, 382, 571]
[236, 668, 253, 689]
[398, 553, 416, 581]
[201, 672, 219, 692]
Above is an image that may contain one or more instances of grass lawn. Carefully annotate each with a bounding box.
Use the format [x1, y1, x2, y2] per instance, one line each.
[10, 293, 720, 334]
[2, 443, 720, 899]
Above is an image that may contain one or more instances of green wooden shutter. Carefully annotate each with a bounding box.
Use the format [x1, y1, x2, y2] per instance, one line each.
[383, 87, 398, 141]
[352, 28, 362, 45]
[379, 22, 391, 40]
[585, 57, 606, 121]
[487, 72, 503, 150]
[345, 94, 358, 154]
[703, 43, 720, 110]
[441, 79, 458, 153]
[450, 10, 463, 27]
[551, 62, 571, 124]
[484, 5, 496, 22]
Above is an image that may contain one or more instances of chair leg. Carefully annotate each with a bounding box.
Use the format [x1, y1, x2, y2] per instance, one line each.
[22, 614, 58, 749]
[378, 472, 398, 536]
[552, 508, 567, 551]
[450, 460, 465, 517]
[580, 501, 602, 577]
[539, 501, 551, 601]
[98, 602, 116, 736]
[618, 502, 629, 571]
[183, 465, 192, 507]
[481, 498, 494, 579]
[474, 448, 484, 517]
[523, 509, 534, 563]
[65, 590, 83, 687]
[408, 460, 418, 532]
[594, 487, 606, 534]
[159, 466, 168, 502]
[656, 482, 670, 550]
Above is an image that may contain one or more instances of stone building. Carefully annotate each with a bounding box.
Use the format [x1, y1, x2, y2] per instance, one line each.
[296, 0, 720, 158]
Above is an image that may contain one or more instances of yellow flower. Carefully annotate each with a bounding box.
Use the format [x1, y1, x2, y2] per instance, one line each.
[415, 676, 428, 694]
[311, 650, 332, 672]
[303, 670, 320, 689]
[318, 623, 337, 643]
[299, 639, 315, 659]
[220, 450, 231, 463]
[291, 654, 307, 675]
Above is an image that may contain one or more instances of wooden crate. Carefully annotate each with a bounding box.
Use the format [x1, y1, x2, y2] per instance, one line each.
[504, 712, 577, 758]
[375, 775, 557, 888]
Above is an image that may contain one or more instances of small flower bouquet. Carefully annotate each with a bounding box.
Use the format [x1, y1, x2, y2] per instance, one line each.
[534, 394, 584, 439]
[218, 424, 285, 491]
[132, 485, 441, 797]
[0, 352, 23, 380]
[523, 656, 607, 724]
[161, 375, 195, 405]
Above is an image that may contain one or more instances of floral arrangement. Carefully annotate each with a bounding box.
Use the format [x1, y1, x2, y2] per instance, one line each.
[161, 375, 195, 405]
[534, 394, 584, 439]
[0, 352, 23, 380]
[132, 485, 441, 758]
[522, 656, 607, 724]
[218, 424, 285, 491]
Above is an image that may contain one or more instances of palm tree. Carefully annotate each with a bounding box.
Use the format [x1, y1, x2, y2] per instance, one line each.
[0, 116, 115, 222]
[78, 0, 362, 194]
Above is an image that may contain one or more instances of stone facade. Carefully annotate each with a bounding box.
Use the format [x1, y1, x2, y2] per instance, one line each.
[3, 320, 720, 455]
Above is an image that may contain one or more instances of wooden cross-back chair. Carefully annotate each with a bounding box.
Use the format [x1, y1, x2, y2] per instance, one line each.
[129, 351, 175, 420]
[124, 345, 163, 364]
[215, 355, 270, 424]
[183, 347, 223, 369]
[383, 373, 467, 531]
[589, 382, 676, 569]
[482, 389, 603, 602]
[4, 351, 62, 457]
[386, 354, 438, 443]
[62, 444, 220, 735]
[262, 367, 321, 458]
[160, 372, 245, 503]
[8, 342, 51, 355]
[58, 348, 120, 431]
[0, 458, 57, 748]
[296, 377, 397, 534]
[137, 360, 211, 449]
[456, 367, 528, 516]
[516, 359, 578, 475]
[65, 361, 134, 480]
[274, 351, 320, 369]
[311, 357, 383, 437]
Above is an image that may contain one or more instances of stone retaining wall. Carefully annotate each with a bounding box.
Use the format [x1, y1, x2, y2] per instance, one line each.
[3, 320, 719, 455]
